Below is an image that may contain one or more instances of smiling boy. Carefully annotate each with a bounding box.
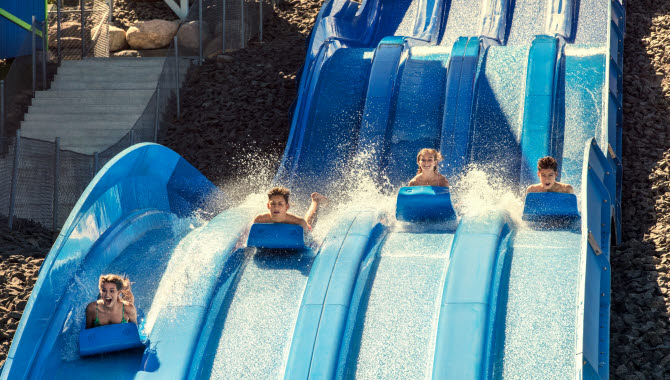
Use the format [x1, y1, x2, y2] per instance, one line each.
[253, 187, 328, 230]
[525, 156, 574, 194]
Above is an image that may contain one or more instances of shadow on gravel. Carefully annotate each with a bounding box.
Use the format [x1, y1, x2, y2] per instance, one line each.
[611, 0, 670, 378]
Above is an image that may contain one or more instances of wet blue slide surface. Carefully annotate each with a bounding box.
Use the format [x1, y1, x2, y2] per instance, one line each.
[2, 0, 624, 378]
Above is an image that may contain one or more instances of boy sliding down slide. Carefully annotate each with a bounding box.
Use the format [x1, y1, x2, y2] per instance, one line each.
[253, 187, 328, 231]
[525, 156, 574, 194]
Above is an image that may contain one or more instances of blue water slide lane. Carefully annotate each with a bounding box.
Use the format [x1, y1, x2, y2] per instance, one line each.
[1, 144, 224, 380]
[432, 212, 512, 379]
[277, 46, 375, 195]
[133, 207, 253, 380]
[578, 139, 614, 378]
[519, 35, 564, 188]
[280, 0, 448, 186]
[284, 210, 383, 379]
[439, 36, 480, 180]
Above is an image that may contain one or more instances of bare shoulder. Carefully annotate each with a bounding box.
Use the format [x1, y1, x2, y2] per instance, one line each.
[124, 302, 137, 313]
[408, 176, 419, 186]
[285, 213, 306, 225]
[526, 184, 542, 194]
[86, 301, 98, 313]
[253, 213, 271, 223]
[557, 182, 574, 194]
[286, 213, 309, 229]
[438, 175, 449, 187]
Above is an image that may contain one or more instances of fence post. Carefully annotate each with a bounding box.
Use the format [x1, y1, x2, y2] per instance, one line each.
[80, 0, 86, 59]
[53, 137, 60, 230]
[198, 0, 203, 64]
[0, 80, 4, 145]
[240, 0, 245, 48]
[94, 152, 99, 173]
[222, 0, 226, 53]
[8, 130, 21, 230]
[259, 0, 263, 42]
[174, 36, 180, 118]
[42, 21, 47, 90]
[57, 0, 62, 64]
[32, 16, 36, 95]
[154, 88, 160, 142]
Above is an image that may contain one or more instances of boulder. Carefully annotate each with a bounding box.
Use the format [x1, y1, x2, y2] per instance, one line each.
[108, 25, 128, 52]
[126, 20, 178, 49]
[112, 50, 140, 58]
[177, 21, 208, 50]
[48, 21, 89, 46]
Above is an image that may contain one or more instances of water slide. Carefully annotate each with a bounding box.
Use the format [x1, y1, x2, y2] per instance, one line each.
[1, 0, 624, 378]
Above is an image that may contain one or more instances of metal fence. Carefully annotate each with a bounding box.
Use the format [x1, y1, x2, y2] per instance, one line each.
[1, 0, 271, 231]
[47, 0, 110, 61]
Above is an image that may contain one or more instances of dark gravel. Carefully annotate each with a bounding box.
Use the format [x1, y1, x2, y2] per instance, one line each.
[162, 0, 323, 195]
[0, 217, 51, 367]
[610, 0, 670, 378]
[111, 0, 180, 29]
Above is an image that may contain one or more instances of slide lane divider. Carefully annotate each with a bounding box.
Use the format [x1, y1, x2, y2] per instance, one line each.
[440, 36, 480, 180]
[577, 139, 614, 378]
[356, 37, 408, 179]
[432, 212, 513, 379]
[284, 210, 383, 380]
[519, 35, 564, 188]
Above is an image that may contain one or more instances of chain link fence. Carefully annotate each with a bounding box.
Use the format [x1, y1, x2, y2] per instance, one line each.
[1, 0, 272, 231]
[47, 0, 110, 61]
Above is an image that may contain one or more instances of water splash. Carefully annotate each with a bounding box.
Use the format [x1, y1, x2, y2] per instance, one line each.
[450, 164, 525, 226]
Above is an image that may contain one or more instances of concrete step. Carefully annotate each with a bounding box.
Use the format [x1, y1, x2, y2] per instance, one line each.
[53, 72, 163, 82]
[61, 139, 132, 155]
[64, 57, 167, 67]
[21, 120, 133, 131]
[23, 112, 140, 122]
[51, 81, 158, 90]
[34, 89, 156, 101]
[21, 129, 131, 140]
[28, 104, 147, 114]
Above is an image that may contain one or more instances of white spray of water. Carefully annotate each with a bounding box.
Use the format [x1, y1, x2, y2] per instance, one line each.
[450, 164, 526, 226]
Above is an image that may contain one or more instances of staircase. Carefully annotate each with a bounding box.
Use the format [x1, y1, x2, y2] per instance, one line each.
[20, 57, 182, 154]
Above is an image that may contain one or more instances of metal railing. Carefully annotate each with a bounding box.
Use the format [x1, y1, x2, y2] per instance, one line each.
[1, 0, 272, 230]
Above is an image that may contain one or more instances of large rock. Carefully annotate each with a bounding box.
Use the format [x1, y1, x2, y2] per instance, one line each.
[126, 20, 178, 49]
[108, 25, 128, 52]
[112, 50, 140, 58]
[48, 21, 88, 46]
[177, 21, 208, 50]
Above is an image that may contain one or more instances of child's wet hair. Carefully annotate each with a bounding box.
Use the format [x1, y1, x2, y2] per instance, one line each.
[416, 148, 444, 174]
[537, 156, 558, 172]
[99, 274, 134, 305]
[268, 186, 290, 203]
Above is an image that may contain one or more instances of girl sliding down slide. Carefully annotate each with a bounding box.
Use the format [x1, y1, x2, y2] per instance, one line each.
[85, 274, 137, 329]
[408, 148, 450, 187]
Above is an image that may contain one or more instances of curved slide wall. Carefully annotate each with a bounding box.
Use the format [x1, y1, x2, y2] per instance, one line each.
[2, 0, 624, 378]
